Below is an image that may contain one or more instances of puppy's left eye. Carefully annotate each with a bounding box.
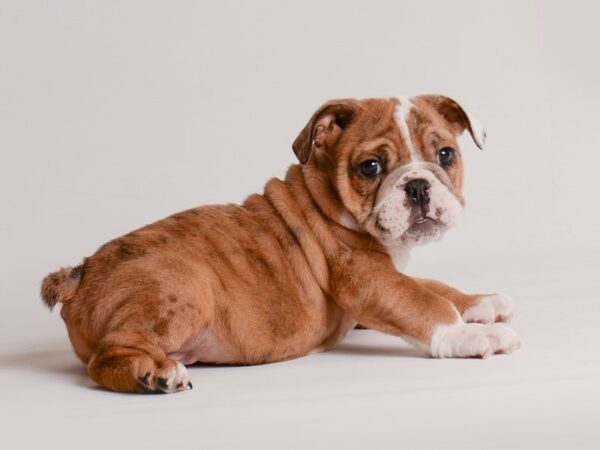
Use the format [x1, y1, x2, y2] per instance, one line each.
[437, 147, 456, 167]
[358, 159, 383, 178]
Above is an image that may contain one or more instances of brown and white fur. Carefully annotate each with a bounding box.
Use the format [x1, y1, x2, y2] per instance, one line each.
[41, 95, 520, 394]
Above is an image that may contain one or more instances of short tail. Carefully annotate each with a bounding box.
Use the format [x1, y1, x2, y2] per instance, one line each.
[40, 264, 83, 310]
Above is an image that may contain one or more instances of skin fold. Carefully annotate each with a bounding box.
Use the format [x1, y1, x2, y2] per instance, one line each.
[41, 95, 519, 394]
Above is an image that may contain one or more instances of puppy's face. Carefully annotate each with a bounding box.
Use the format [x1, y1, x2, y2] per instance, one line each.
[293, 95, 486, 248]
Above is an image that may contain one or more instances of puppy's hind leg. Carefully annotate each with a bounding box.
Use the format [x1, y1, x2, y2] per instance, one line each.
[87, 330, 193, 394]
[87, 293, 209, 393]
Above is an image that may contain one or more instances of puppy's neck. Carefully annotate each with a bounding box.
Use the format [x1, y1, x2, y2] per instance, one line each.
[283, 164, 388, 255]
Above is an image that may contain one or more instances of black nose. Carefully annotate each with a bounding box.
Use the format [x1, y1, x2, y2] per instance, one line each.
[404, 179, 430, 207]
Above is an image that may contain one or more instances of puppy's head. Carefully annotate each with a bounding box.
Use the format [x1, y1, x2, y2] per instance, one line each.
[293, 95, 485, 248]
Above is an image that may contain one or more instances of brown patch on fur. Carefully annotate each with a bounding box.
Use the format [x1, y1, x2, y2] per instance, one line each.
[153, 319, 169, 336]
[409, 96, 467, 191]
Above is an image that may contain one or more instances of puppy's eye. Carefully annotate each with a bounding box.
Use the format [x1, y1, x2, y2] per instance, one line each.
[437, 147, 456, 167]
[358, 159, 383, 178]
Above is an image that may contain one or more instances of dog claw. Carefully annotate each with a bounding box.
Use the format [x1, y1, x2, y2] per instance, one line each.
[138, 372, 151, 385]
[137, 381, 153, 393]
[188, 381, 193, 390]
[157, 377, 169, 390]
[135, 362, 191, 394]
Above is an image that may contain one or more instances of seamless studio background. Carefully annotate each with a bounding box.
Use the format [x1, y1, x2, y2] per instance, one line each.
[1, 1, 599, 449]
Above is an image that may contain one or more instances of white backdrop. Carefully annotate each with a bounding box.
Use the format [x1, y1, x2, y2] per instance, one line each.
[1, 1, 599, 448]
[2, 0, 598, 346]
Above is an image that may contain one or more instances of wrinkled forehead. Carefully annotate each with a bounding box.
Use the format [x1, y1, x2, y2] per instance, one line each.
[348, 96, 455, 160]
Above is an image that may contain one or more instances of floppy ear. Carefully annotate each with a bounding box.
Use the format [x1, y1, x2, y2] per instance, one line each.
[417, 95, 486, 150]
[292, 99, 359, 164]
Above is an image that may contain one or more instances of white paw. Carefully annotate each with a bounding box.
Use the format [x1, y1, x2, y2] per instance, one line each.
[164, 361, 191, 392]
[462, 294, 515, 324]
[430, 322, 521, 359]
[137, 361, 192, 393]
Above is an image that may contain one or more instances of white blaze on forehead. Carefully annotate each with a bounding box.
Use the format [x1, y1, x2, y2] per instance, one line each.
[394, 96, 419, 161]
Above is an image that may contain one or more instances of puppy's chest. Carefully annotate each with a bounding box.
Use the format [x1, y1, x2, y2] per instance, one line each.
[386, 246, 411, 272]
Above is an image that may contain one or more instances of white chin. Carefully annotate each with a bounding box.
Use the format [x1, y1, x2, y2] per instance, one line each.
[401, 221, 447, 246]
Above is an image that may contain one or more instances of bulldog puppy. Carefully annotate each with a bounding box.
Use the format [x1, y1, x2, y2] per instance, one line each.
[41, 95, 520, 394]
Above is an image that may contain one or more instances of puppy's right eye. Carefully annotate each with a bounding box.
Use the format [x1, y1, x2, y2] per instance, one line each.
[358, 159, 383, 179]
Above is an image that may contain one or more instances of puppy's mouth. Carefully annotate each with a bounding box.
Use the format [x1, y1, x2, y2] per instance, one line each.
[375, 214, 440, 234]
[408, 215, 439, 232]
[414, 216, 435, 225]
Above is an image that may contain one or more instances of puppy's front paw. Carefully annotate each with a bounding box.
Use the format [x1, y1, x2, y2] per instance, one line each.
[462, 294, 515, 324]
[430, 322, 521, 359]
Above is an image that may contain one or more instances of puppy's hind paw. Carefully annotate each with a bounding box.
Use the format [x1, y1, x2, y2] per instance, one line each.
[136, 361, 192, 394]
